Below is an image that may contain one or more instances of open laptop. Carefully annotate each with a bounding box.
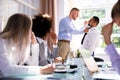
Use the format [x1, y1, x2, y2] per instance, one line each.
[80, 48, 99, 73]
[80, 48, 120, 80]
[82, 56, 99, 73]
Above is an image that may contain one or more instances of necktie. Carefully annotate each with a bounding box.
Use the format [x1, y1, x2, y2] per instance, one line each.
[81, 24, 91, 45]
[81, 33, 87, 45]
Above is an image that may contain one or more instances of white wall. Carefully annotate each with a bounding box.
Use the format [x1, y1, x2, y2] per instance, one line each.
[54, 0, 119, 51]
[54, 0, 65, 36]
[0, 0, 40, 31]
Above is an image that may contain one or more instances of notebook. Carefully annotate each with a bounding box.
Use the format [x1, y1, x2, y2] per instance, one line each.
[80, 48, 120, 79]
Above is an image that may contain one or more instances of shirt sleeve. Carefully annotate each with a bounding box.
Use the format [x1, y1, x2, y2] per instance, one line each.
[32, 43, 39, 65]
[65, 20, 85, 34]
[105, 43, 120, 74]
[0, 39, 40, 77]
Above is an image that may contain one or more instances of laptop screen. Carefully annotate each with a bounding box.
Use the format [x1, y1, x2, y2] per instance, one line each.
[80, 47, 120, 79]
[79, 47, 99, 73]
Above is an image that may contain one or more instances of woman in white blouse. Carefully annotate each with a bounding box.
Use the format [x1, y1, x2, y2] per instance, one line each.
[0, 13, 55, 78]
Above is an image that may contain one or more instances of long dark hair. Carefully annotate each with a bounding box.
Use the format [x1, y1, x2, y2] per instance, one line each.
[111, 0, 120, 19]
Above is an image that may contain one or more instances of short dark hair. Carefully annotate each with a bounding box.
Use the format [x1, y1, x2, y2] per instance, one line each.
[32, 14, 52, 38]
[70, 7, 79, 13]
[93, 16, 99, 25]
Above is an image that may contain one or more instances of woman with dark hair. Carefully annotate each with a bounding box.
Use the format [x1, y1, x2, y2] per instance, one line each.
[102, 0, 120, 74]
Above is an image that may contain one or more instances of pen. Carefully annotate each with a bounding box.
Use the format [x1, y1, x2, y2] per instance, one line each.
[62, 59, 64, 65]
[47, 77, 61, 80]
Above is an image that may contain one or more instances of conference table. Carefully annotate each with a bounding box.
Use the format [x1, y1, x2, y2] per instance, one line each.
[1, 57, 93, 80]
[1, 68, 92, 80]
[1, 58, 120, 80]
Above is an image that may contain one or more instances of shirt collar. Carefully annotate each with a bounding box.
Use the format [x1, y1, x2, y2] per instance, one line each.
[66, 16, 71, 21]
[91, 27, 97, 30]
[36, 37, 47, 46]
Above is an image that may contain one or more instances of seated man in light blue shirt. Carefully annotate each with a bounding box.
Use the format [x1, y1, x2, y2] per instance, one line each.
[102, 0, 120, 74]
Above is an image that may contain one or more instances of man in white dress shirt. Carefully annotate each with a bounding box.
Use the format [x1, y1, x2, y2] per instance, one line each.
[82, 16, 103, 62]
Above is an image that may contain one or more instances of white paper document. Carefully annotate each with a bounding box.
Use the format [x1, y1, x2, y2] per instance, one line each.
[92, 68, 120, 80]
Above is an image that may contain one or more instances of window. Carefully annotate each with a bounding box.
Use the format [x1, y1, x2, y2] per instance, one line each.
[0, 0, 39, 31]
[60, 0, 119, 54]
[80, 8, 105, 19]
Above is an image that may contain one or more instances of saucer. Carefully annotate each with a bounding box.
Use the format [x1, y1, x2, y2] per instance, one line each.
[54, 67, 78, 73]
[54, 68, 67, 73]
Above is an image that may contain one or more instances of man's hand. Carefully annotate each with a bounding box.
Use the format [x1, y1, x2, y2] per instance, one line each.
[40, 64, 55, 74]
[84, 21, 88, 26]
[83, 28, 89, 33]
[54, 57, 63, 63]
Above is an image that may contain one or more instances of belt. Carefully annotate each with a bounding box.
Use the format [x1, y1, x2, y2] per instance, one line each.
[58, 40, 70, 43]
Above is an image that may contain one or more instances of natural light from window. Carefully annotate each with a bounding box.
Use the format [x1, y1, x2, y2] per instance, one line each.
[64, 0, 119, 57]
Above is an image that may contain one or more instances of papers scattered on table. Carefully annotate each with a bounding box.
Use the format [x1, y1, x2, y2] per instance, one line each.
[92, 68, 120, 79]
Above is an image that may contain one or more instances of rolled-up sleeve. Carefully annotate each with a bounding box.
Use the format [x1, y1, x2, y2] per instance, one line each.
[105, 43, 120, 74]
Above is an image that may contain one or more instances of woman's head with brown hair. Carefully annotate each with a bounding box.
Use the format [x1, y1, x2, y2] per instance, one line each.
[111, 0, 120, 26]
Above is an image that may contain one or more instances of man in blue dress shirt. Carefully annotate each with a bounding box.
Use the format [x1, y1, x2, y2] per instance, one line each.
[58, 8, 89, 60]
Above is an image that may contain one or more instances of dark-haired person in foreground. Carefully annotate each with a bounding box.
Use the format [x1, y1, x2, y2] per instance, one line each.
[26, 13, 62, 66]
[102, 0, 120, 74]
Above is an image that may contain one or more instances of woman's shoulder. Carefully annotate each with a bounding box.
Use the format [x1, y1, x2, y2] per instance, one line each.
[0, 38, 6, 51]
[0, 37, 5, 44]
